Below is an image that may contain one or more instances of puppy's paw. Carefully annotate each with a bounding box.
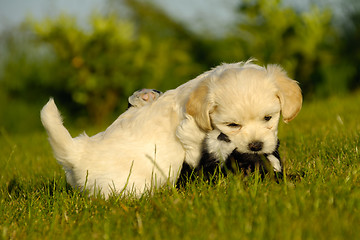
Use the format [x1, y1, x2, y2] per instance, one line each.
[267, 154, 282, 172]
[128, 89, 163, 108]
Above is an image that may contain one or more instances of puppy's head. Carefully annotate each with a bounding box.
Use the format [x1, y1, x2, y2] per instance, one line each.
[186, 62, 302, 154]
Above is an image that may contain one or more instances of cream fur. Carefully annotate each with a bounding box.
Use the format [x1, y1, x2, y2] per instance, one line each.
[179, 61, 302, 171]
[41, 61, 302, 198]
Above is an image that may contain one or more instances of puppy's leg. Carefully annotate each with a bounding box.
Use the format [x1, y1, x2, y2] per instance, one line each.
[177, 131, 233, 187]
[194, 131, 237, 181]
[128, 89, 163, 108]
[176, 114, 206, 168]
[176, 115, 211, 187]
[267, 155, 282, 172]
[265, 140, 282, 174]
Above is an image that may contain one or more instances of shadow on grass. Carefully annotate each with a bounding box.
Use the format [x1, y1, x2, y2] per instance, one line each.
[4, 169, 306, 201]
[5, 176, 73, 200]
[176, 165, 306, 191]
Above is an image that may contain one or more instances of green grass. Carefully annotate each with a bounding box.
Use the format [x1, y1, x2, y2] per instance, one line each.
[1, 92, 360, 239]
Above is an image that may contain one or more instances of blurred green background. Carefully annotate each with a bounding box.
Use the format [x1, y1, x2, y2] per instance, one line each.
[0, 0, 359, 134]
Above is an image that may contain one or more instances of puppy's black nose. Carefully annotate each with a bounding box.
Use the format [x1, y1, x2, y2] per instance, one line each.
[248, 141, 263, 152]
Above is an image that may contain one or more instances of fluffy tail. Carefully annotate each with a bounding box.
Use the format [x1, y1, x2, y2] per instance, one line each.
[41, 98, 75, 169]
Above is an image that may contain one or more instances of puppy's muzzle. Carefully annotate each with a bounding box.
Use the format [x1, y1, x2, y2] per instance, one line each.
[248, 141, 263, 152]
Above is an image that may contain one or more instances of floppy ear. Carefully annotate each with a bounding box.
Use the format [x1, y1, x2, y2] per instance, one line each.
[268, 65, 303, 123]
[186, 80, 213, 131]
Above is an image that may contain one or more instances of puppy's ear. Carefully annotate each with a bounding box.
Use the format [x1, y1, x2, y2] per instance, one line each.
[186, 80, 213, 131]
[268, 65, 303, 123]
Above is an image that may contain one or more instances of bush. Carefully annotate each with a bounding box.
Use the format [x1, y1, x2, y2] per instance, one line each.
[1, 11, 203, 124]
[233, 0, 340, 97]
[0, 0, 359, 130]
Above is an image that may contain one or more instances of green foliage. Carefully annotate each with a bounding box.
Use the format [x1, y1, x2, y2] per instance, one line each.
[31, 14, 140, 123]
[340, 10, 360, 90]
[1, 92, 360, 239]
[0, 0, 359, 130]
[233, 0, 339, 96]
[191, 0, 358, 97]
[0, 3, 203, 125]
[28, 12, 201, 123]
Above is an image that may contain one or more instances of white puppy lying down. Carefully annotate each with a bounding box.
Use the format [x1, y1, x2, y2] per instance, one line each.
[129, 89, 282, 182]
[41, 61, 302, 197]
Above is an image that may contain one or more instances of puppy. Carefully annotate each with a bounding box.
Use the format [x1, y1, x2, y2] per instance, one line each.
[176, 62, 302, 182]
[41, 61, 302, 198]
[128, 89, 282, 183]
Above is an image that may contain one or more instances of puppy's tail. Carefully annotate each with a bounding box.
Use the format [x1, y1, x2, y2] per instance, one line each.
[41, 98, 76, 170]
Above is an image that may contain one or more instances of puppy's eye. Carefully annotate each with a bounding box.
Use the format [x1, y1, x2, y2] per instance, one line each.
[227, 123, 242, 128]
[264, 115, 272, 121]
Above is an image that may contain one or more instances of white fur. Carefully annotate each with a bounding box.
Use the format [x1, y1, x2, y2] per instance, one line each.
[177, 61, 302, 173]
[41, 61, 302, 198]
[128, 89, 162, 107]
[175, 114, 206, 168]
[267, 155, 282, 172]
[203, 129, 236, 165]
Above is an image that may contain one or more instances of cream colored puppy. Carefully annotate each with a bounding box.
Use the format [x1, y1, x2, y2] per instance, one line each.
[41, 61, 302, 198]
[177, 62, 302, 172]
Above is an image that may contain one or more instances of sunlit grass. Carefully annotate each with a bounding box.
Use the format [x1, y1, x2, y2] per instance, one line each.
[1, 92, 360, 239]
